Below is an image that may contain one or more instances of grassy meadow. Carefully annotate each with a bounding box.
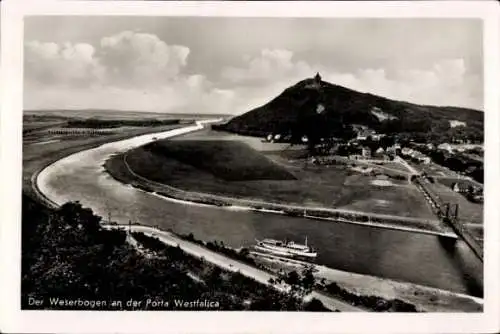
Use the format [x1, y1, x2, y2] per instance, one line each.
[125, 139, 435, 220]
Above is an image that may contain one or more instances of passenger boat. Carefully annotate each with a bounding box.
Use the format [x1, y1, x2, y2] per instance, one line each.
[253, 236, 318, 259]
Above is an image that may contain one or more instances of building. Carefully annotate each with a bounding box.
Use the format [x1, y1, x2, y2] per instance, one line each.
[386, 146, 396, 154]
[438, 143, 454, 153]
[361, 147, 372, 158]
[373, 147, 385, 159]
[419, 156, 431, 164]
[371, 134, 385, 141]
[305, 72, 322, 89]
[452, 182, 471, 194]
[401, 147, 412, 156]
[314, 72, 322, 83]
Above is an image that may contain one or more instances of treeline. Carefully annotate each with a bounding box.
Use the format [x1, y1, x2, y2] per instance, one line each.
[21, 193, 327, 311]
[66, 118, 181, 129]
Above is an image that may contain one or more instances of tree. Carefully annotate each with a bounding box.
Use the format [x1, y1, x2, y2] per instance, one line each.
[301, 266, 316, 294]
[286, 270, 301, 287]
[304, 298, 328, 311]
[239, 247, 250, 258]
[58, 201, 101, 234]
[206, 266, 222, 287]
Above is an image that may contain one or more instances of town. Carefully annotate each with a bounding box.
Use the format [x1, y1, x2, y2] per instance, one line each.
[261, 122, 484, 204]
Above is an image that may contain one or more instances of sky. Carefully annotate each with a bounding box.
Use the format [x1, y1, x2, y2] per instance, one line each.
[24, 17, 483, 114]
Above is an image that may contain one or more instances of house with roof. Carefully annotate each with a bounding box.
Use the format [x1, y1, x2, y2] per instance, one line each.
[451, 182, 472, 194]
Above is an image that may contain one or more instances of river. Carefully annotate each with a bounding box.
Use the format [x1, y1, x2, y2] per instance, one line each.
[37, 121, 483, 297]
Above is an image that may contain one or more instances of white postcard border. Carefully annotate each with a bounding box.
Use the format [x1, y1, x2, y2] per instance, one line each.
[1, 1, 499, 333]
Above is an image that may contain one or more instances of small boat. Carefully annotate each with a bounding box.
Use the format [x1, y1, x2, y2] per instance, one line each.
[253, 236, 317, 259]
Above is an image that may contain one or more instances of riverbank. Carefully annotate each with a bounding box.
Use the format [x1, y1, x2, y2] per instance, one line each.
[106, 223, 483, 312]
[104, 151, 454, 238]
[251, 253, 482, 312]
[24, 123, 188, 206]
[107, 223, 362, 312]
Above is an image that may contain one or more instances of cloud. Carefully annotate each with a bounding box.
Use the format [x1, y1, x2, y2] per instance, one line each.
[25, 31, 207, 112]
[221, 49, 482, 110]
[336, 59, 481, 109]
[25, 41, 104, 86]
[221, 49, 313, 85]
[99, 31, 190, 87]
[24, 36, 482, 114]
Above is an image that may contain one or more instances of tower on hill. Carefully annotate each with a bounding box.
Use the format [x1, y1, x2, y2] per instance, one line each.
[314, 72, 322, 83]
[305, 72, 322, 89]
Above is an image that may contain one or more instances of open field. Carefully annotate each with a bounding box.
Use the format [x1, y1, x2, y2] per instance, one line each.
[124, 138, 435, 220]
[142, 140, 296, 181]
[23, 120, 67, 133]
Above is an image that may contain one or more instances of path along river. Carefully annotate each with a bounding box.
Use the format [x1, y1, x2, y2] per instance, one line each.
[37, 120, 483, 297]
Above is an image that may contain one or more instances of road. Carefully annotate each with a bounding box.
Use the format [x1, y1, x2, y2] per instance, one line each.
[104, 223, 364, 312]
[394, 156, 420, 175]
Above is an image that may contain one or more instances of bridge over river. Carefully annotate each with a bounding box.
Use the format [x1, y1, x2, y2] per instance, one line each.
[414, 176, 483, 262]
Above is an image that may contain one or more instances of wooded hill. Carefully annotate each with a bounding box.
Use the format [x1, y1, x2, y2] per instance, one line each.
[215, 75, 483, 143]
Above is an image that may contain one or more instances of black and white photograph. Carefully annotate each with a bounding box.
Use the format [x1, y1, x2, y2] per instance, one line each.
[1, 1, 499, 334]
